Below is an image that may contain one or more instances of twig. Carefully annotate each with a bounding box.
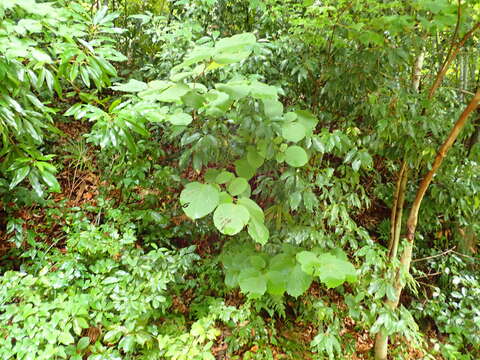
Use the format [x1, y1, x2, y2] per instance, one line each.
[452, 250, 478, 260]
[414, 271, 442, 280]
[412, 247, 455, 262]
[416, 281, 438, 289]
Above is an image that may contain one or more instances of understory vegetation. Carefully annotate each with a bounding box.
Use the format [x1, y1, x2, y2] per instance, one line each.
[1, 0, 479, 359]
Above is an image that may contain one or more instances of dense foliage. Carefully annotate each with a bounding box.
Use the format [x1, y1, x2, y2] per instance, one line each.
[1, 1, 479, 359]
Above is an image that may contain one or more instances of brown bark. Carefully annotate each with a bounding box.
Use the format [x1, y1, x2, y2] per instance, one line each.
[388, 162, 408, 259]
[389, 166, 408, 260]
[392, 88, 480, 318]
[405, 89, 480, 242]
[388, 163, 404, 256]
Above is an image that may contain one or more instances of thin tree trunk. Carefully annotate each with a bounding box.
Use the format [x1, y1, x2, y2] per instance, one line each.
[375, 47, 424, 359]
[387, 47, 424, 258]
[389, 166, 408, 260]
[375, 89, 480, 360]
[388, 163, 403, 256]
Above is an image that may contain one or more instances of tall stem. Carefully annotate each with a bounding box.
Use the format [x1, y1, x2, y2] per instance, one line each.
[389, 166, 409, 260]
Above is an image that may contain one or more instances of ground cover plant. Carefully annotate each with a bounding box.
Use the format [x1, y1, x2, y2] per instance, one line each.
[1, 0, 479, 359]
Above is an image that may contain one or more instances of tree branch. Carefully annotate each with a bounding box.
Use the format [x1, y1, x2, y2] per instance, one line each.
[428, 21, 480, 99]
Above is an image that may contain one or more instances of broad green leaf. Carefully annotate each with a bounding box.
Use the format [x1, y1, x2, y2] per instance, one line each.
[103, 329, 121, 343]
[156, 83, 190, 102]
[181, 46, 213, 67]
[234, 158, 255, 180]
[269, 253, 296, 272]
[180, 182, 220, 219]
[30, 48, 52, 63]
[238, 268, 267, 297]
[9, 166, 30, 189]
[285, 146, 308, 167]
[17, 19, 42, 33]
[219, 191, 233, 204]
[286, 264, 313, 297]
[80, 66, 90, 87]
[289, 191, 302, 210]
[73, 318, 88, 336]
[119, 335, 135, 353]
[204, 90, 232, 116]
[316, 253, 357, 289]
[282, 122, 306, 143]
[227, 177, 249, 196]
[58, 331, 74, 345]
[263, 99, 284, 118]
[386, 284, 397, 302]
[213, 33, 256, 64]
[215, 50, 253, 64]
[40, 170, 61, 192]
[249, 255, 267, 270]
[237, 197, 264, 222]
[295, 110, 318, 133]
[137, 80, 170, 98]
[352, 159, 361, 171]
[266, 270, 287, 296]
[92, 6, 108, 25]
[29, 172, 43, 197]
[77, 337, 90, 351]
[205, 169, 221, 183]
[215, 171, 235, 184]
[95, 56, 117, 76]
[111, 79, 147, 92]
[358, 150, 373, 168]
[216, 81, 250, 100]
[275, 152, 286, 163]
[167, 112, 192, 126]
[215, 33, 256, 53]
[247, 217, 269, 245]
[181, 91, 204, 108]
[213, 203, 250, 235]
[247, 148, 264, 168]
[224, 270, 239, 288]
[296, 251, 321, 275]
[170, 70, 194, 82]
[205, 60, 222, 71]
[284, 112, 297, 122]
[250, 81, 278, 99]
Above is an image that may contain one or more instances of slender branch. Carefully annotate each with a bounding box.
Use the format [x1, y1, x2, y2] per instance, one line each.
[416, 281, 439, 289]
[412, 247, 455, 262]
[428, 21, 480, 99]
[428, 0, 461, 96]
[406, 89, 480, 240]
[452, 250, 479, 260]
[443, 0, 462, 70]
[415, 271, 442, 279]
